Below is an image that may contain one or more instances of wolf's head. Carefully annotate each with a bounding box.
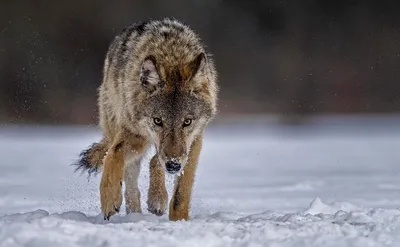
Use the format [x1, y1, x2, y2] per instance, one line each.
[139, 53, 217, 174]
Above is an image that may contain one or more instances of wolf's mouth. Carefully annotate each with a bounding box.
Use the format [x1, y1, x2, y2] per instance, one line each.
[166, 169, 181, 175]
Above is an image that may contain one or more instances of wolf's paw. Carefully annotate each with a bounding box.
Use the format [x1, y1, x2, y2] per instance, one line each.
[100, 178, 122, 220]
[125, 188, 142, 214]
[147, 188, 168, 216]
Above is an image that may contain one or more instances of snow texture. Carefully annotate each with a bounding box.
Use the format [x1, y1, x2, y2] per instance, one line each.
[1, 115, 400, 246]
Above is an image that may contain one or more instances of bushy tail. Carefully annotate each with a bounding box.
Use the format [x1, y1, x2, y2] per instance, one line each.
[72, 141, 108, 178]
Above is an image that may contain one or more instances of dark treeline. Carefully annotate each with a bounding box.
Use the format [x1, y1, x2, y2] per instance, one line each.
[1, 0, 399, 124]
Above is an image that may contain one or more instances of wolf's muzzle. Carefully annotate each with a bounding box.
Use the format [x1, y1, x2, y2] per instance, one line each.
[165, 160, 181, 174]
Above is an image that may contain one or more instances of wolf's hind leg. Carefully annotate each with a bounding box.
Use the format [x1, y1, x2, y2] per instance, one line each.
[147, 155, 168, 216]
[124, 156, 142, 214]
[169, 134, 202, 221]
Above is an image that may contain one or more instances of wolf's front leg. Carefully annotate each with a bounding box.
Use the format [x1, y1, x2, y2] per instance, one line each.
[169, 135, 203, 221]
[100, 140, 125, 220]
[147, 155, 168, 216]
[100, 132, 148, 220]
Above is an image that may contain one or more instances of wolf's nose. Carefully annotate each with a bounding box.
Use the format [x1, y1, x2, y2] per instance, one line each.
[165, 161, 181, 173]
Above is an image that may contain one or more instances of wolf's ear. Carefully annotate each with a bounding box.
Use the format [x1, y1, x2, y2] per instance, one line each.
[140, 56, 163, 92]
[182, 52, 207, 82]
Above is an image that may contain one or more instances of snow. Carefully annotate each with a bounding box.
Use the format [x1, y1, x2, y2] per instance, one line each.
[1, 115, 400, 246]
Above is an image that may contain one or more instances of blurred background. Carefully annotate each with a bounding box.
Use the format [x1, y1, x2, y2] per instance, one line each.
[1, 0, 399, 125]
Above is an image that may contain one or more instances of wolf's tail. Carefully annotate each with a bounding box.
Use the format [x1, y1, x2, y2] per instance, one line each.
[73, 141, 107, 177]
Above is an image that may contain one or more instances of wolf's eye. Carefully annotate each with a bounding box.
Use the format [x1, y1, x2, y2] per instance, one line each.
[183, 119, 192, 127]
[153, 118, 163, 126]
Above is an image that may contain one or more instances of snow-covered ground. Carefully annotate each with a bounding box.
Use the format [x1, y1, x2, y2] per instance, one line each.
[1, 115, 400, 246]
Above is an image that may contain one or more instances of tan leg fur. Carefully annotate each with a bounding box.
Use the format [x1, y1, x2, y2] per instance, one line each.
[169, 134, 203, 221]
[147, 155, 168, 216]
[100, 131, 148, 219]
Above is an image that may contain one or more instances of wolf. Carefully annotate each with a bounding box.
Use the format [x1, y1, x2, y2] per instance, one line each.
[73, 17, 218, 221]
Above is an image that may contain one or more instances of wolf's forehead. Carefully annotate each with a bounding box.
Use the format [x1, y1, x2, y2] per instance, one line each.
[159, 65, 187, 89]
[152, 92, 204, 115]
